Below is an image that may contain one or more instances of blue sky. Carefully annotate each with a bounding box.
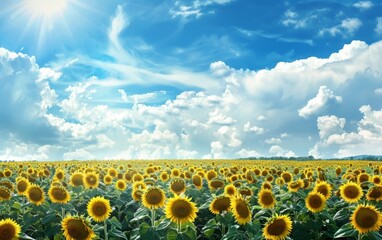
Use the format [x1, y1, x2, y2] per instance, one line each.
[1, 0, 382, 160]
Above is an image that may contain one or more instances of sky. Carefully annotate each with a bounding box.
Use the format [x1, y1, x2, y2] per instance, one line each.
[1, 0, 382, 160]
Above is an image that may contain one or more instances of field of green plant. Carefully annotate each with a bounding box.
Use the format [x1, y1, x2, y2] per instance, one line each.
[1, 160, 382, 240]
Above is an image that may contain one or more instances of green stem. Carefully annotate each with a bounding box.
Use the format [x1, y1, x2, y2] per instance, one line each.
[358, 233, 362, 240]
[222, 223, 226, 235]
[151, 208, 156, 227]
[104, 220, 108, 240]
[177, 220, 182, 234]
[61, 207, 65, 219]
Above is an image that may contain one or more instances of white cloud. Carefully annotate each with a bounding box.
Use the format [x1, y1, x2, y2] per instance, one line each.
[317, 115, 346, 139]
[243, 122, 264, 135]
[312, 105, 382, 158]
[298, 86, 342, 118]
[265, 138, 282, 144]
[353, 1, 374, 10]
[319, 18, 362, 37]
[269, 145, 296, 158]
[64, 149, 95, 160]
[236, 148, 260, 158]
[170, 0, 234, 19]
[0, 47, 60, 144]
[376, 17, 382, 35]
[118, 89, 128, 102]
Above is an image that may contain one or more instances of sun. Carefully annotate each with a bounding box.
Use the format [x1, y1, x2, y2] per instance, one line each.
[23, 0, 67, 18]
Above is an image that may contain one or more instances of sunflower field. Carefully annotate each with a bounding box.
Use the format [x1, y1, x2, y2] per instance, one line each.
[1, 160, 382, 240]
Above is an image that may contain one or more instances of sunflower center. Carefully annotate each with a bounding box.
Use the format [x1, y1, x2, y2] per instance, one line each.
[171, 200, 191, 218]
[213, 197, 230, 212]
[369, 188, 382, 199]
[226, 187, 235, 195]
[355, 208, 378, 229]
[171, 181, 185, 192]
[235, 200, 250, 218]
[17, 181, 28, 192]
[308, 195, 322, 209]
[117, 182, 125, 189]
[344, 186, 359, 199]
[86, 176, 97, 185]
[210, 180, 224, 189]
[146, 189, 163, 205]
[267, 219, 286, 236]
[261, 192, 274, 206]
[92, 203, 107, 216]
[317, 186, 328, 197]
[0, 223, 16, 240]
[29, 187, 43, 201]
[67, 219, 90, 239]
[52, 188, 67, 200]
[192, 177, 201, 186]
[0, 188, 10, 199]
[71, 175, 83, 186]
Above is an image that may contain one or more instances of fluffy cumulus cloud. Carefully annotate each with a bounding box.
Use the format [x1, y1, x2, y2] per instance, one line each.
[0, 48, 61, 160]
[2, 38, 382, 160]
[298, 86, 342, 118]
[353, 1, 374, 10]
[310, 105, 382, 158]
[319, 18, 362, 37]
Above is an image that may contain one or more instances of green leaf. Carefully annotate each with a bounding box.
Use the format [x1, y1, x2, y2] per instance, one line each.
[333, 223, 357, 239]
[157, 218, 172, 231]
[131, 207, 150, 222]
[19, 233, 36, 240]
[109, 227, 128, 240]
[333, 208, 349, 221]
[222, 225, 240, 240]
[108, 216, 122, 229]
[363, 231, 382, 240]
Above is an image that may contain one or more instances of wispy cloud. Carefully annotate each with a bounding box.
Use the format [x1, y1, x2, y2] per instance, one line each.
[170, 0, 234, 20]
[353, 1, 374, 10]
[376, 17, 382, 35]
[319, 18, 362, 37]
[236, 28, 314, 46]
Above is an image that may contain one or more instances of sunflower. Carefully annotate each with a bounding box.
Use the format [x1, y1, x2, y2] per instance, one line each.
[55, 169, 65, 181]
[357, 173, 370, 183]
[313, 181, 332, 200]
[206, 170, 217, 181]
[160, 171, 169, 182]
[258, 188, 276, 209]
[305, 191, 326, 213]
[87, 196, 112, 222]
[62, 215, 95, 240]
[26, 184, 45, 206]
[132, 189, 144, 202]
[115, 180, 126, 191]
[367, 186, 382, 201]
[0, 187, 11, 201]
[224, 184, 237, 197]
[287, 180, 302, 192]
[84, 173, 99, 189]
[263, 215, 293, 240]
[209, 196, 231, 215]
[192, 175, 203, 189]
[0, 218, 21, 240]
[16, 177, 30, 195]
[170, 179, 186, 195]
[130, 180, 144, 189]
[142, 187, 166, 209]
[48, 185, 71, 204]
[108, 168, 117, 178]
[339, 182, 363, 203]
[372, 176, 381, 185]
[70, 172, 84, 187]
[103, 175, 113, 185]
[231, 195, 252, 225]
[165, 195, 198, 224]
[350, 204, 382, 234]
[281, 172, 293, 183]
[262, 182, 272, 190]
[208, 178, 225, 190]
